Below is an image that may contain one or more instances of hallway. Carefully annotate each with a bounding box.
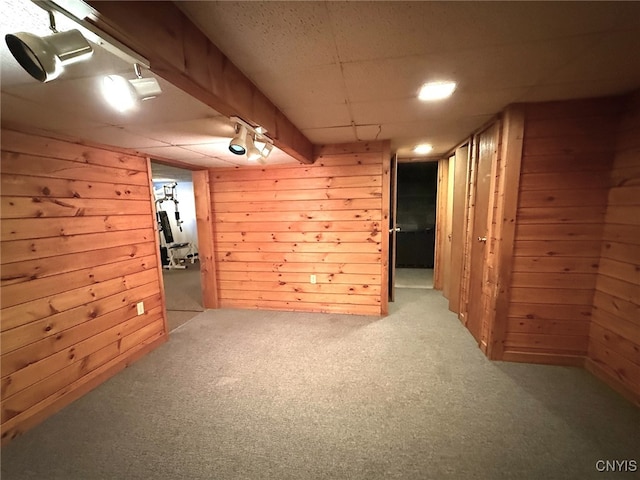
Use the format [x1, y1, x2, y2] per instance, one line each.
[2, 289, 638, 479]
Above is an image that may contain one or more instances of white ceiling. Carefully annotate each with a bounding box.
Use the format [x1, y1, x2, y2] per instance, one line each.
[2, 1, 640, 168]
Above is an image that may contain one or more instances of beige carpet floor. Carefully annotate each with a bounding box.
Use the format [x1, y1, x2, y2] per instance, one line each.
[162, 262, 204, 332]
[2, 288, 638, 480]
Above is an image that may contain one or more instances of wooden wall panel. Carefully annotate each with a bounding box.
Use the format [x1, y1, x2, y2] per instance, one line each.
[0, 130, 167, 444]
[504, 99, 621, 362]
[208, 143, 388, 316]
[587, 94, 640, 405]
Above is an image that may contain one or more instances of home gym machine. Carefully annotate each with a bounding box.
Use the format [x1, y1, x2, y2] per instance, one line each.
[154, 182, 198, 269]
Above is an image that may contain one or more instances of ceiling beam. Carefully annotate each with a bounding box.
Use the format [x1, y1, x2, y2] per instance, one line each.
[86, 1, 314, 164]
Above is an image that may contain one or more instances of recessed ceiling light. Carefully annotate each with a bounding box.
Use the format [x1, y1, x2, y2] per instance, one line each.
[413, 144, 433, 155]
[418, 81, 456, 101]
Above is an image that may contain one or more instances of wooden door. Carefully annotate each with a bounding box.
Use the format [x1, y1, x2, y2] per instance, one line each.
[466, 125, 498, 343]
[449, 144, 469, 315]
[388, 154, 398, 301]
[442, 155, 455, 298]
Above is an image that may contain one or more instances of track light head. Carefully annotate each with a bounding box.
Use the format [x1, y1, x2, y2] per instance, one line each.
[229, 125, 248, 155]
[102, 69, 162, 112]
[5, 29, 93, 82]
[246, 135, 262, 162]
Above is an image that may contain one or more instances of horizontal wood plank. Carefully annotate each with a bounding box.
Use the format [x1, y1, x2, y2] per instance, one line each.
[1, 151, 149, 186]
[217, 270, 380, 285]
[213, 209, 381, 223]
[1, 274, 159, 340]
[510, 272, 597, 289]
[1, 174, 151, 200]
[211, 186, 382, 203]
[211, 163, 382, 182]
[514, 240, 602, 257]
[1, 308, 162, 399]
[211, 175, 381, 193]
[213, 198, 381, 213]
[1, 231, 156, 264]
[1, 197, 151, 219]
[213, 220, 381, 233]
[215, 241, 380, 254]
[214, 230, 381, 244]
[1, 255, 155, 309]
[219, 298, 381, 316]
[1, 293, 163, 379]
[507, 303, 592, 321]
[216, 261, 381, 275]
[510, 288, 595, 305]
[516, 207, 607, 224]
[1, 215, 154, 242]
[1, 243, 157, 286]
[0, 130, 148, 171]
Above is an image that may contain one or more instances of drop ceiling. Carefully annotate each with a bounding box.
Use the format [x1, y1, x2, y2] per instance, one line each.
[2, 1, 640, 168]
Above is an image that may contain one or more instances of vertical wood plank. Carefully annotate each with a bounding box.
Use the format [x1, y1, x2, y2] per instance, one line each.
[449, 143, 470, 314]
[488, 106, 525, 359]
[193, 170, 219, 309]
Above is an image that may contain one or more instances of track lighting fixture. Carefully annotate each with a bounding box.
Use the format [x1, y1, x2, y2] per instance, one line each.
[229, 117, 275, 163]
[229, 124, 248, 155]
[5, 11, 93, 82]
[102, 63, 162, 112]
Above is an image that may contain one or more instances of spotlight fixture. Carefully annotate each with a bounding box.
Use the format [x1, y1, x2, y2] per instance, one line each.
[102, 63, 162, 112]
[246, 135, 263, 162]
[229, 124, 248, 155]
[5, 11, 93, 82]
[229, 117, 275, 162]
[413, 144, 433, 155]
[418, 81, 456, 101]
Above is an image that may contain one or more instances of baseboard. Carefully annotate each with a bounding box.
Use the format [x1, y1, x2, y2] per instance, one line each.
[501, 350, 586, 367]
[585, 358, 640, 407]
[1, 333, 168, 446]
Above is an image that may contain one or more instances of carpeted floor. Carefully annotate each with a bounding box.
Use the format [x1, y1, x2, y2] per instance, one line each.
[162, 262, 204, 331]
[395, 268, 433, 289]
[2, 289, 638, 479]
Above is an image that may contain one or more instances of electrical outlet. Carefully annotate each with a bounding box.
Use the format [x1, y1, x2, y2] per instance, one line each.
[310, 274, 317, 284]
[136, 301, 144, 315]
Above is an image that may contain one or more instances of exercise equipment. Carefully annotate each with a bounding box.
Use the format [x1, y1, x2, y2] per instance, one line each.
[154, 182, 198, 269]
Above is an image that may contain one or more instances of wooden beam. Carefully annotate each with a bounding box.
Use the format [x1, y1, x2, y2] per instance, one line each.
[192, 170, 219, 309]
[86, 1, 314, 165]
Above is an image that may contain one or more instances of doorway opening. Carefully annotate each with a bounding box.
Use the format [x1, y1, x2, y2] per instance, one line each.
[150, 162, 204, 332]
[395, 161, 438, 289]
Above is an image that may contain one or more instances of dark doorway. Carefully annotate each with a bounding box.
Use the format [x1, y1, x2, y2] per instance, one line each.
[395, 162, 437, 288]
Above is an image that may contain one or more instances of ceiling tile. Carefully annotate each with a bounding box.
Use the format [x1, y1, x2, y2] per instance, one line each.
[178, 1, 337, 76]
[1, 93, 104, 131]
[384, 115, 494, 157]
[350, 87, 526, 126]
[538, 30, 640, 86]
[252, 64, 347, 109]
[328, 2, 624, 63]
[126, 117, 234, 146]
[342, 36, 593, 104]
[302, 126, 357, 145]
[138, 146, 207, 161]
[284, 103, 352, 130]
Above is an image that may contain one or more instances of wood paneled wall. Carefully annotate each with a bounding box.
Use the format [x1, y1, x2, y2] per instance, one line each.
[503, 99, 622, 364]
[208, 142, 388, 316]
[587, 94, 640, 405]
[0, 130, 167, 444]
